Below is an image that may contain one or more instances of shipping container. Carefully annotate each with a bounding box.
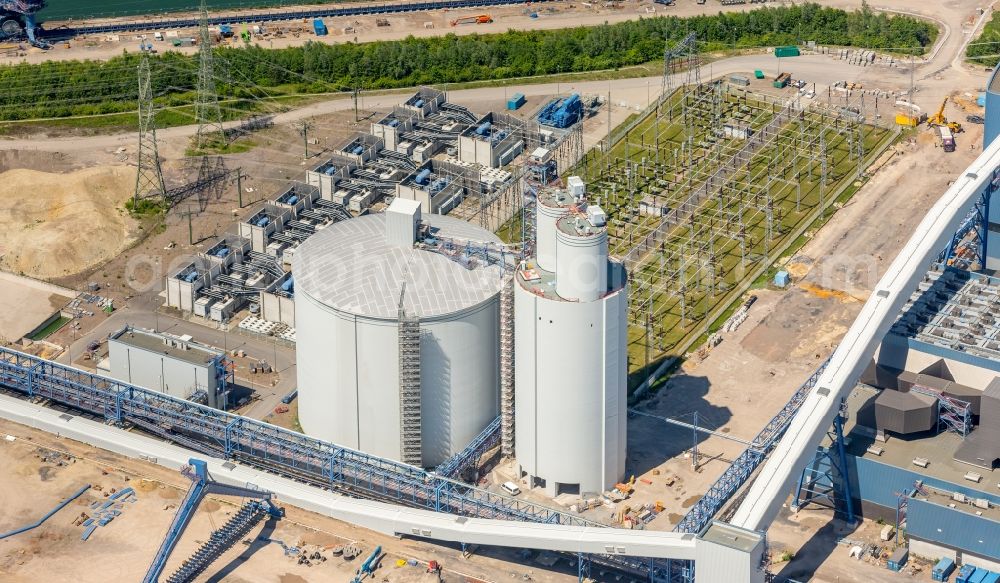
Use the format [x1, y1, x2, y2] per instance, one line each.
[775, 46, 800, 58]
[507, 92, 526, 110]
[729, 74, 750, 87]
[313, 19, 328, 36]
[754, 69, 765, 79]
[772, 72, 791, 89]
[932, 557, 956, 581]
[886, 547, 908, 572]
[958, 565, 979, 583]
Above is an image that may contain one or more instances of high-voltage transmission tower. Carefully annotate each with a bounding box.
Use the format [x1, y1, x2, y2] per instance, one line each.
[195, 0, 225, 148]
[134, 53, 166, 205]
[659, 32, 699, 112]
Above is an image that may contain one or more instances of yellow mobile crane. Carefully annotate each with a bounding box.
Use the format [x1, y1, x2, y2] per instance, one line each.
[927, 98, 963, 133]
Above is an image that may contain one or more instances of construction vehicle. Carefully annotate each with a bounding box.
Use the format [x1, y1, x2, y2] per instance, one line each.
[0, 1, 46, 47]
[351, 546, 383, 582]
[894, 100, 923, 127]
[928, 98, 963, 134]
[450, 14, 493, 26]
[938, 125, 956, 153]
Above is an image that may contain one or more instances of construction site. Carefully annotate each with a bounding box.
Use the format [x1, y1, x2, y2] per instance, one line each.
[3, 0, 1000, 582]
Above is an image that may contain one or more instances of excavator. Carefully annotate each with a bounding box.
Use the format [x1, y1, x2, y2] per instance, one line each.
[450, 14, 493, 26]
[927, 97, 963, 133]
[0, 0, 47, 47]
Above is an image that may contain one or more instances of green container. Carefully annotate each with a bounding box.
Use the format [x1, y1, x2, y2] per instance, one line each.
[775, 46, 800, 58]
[754, 69, 765, 79]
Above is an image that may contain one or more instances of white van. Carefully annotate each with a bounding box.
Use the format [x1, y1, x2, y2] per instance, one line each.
[501, 481, 521, 496]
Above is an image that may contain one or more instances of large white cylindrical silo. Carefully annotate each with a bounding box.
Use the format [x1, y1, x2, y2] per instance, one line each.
[294, 201, 502, 468]
[514, 178, 627, 497]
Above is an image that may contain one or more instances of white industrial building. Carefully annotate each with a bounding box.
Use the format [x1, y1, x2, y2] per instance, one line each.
[293, 198, 504, 467]
[108, 326, 228, 409]
[514, 182, 628, 496]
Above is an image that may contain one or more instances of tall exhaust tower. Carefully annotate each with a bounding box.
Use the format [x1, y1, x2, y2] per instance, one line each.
[513, 178, 628, 496]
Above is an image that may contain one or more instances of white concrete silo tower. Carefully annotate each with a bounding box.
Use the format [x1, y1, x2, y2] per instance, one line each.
[514, 180, 628, 496]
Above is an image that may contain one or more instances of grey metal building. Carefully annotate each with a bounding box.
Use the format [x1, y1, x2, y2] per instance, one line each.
[108, 327, 231, 409]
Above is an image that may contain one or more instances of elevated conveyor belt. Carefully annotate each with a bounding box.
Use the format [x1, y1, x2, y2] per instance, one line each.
[0, 393, 697, 562]
[730, 129, 1000, 533]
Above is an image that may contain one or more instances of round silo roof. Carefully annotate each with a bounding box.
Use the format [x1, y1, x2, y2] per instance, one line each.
[294, 212, 504, 320]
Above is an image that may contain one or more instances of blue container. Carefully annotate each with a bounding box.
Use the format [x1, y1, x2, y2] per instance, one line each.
[981, 572, 1000, 583]
[507, 92, 525, 110]
[773, 270, 790, 288]
[313, 19, 328, 36]
[970, 569, 991, 583]
[957, 565, 977, 583]
[933, 557, 956, 581]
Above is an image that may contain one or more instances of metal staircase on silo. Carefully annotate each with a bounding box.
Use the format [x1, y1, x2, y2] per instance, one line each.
[398, 284, 422, 466]
[500, 277, 515, 458]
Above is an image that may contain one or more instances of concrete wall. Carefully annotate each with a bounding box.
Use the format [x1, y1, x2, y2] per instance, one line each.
[395, 183, 432, 214]
[166, 277, 200, 312]
[260, 291, 295, 326]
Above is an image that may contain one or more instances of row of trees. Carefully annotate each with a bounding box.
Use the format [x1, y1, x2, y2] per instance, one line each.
[0, 3, 937, 121]
[967, 12, 1000, 66]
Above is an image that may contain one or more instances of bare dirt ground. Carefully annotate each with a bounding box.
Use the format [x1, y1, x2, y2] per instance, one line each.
[0, 166, 138, 279]
[0, 419, 579, 583]
[0, 272, 74, 342]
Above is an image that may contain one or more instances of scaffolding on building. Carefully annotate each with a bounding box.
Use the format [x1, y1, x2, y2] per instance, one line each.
[500, 276, 515, 458]
[398, 284, 422, 466]
[909, 384, 974, 437]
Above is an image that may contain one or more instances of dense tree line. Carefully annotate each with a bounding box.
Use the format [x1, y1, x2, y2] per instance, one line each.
[967, 12, 1000, 67]
[0, 3, 936, 121]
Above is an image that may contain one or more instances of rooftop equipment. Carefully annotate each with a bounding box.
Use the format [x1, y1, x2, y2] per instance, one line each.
[414, 168, 431, 185]
[537, 94, 582, 128]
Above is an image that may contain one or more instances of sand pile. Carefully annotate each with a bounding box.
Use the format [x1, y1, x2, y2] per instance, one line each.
[0, 166, 136, 279]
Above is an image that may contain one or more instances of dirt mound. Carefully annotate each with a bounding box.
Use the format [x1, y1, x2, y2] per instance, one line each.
[0, 166, 137, 279]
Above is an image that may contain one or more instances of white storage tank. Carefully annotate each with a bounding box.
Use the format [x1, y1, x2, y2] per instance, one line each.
[294, 199, 503, 467]
[514, 186, 628, 497]
[535, 187, 573, 272]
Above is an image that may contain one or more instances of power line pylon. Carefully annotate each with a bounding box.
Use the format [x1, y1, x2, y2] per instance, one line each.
[134, 53, 165, 206]
[195, 0, 225, 149]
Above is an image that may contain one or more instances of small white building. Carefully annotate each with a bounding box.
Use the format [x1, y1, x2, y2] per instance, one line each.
[108, 327, 229, 409]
